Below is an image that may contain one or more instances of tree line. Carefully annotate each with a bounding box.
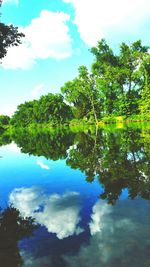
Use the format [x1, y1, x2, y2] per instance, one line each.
[6, 40, 150, 126]
[61, 39, 150, 123]
[0, 1, 150, 126]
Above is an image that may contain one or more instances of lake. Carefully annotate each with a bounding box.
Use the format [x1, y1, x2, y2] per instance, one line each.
[0, 123, 150, 267]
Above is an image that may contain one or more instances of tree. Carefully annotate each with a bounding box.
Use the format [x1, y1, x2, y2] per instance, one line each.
[12, 127, 75, 160]
[91, 39, 149, 116]
[61, 65, 101, 124]
[139, 53, 150, 116]
[0, 0, 24, 61]
[66, 127, 150, 204]
[61, 39, 149, 121]
[0, 115, 10, 125]
[11, 93, 73, 126]
[117, 40, 148, 115]
[0, 206, 37, 267]
[0, 115, 10, 133]
[91, 39, 119, 116]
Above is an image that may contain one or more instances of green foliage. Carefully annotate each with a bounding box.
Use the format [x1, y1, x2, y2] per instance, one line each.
[101, 115, 116, 124]
[0, 115, 10, 133]
[139, 54, 150, 116]
[12, 127, 75, 160]
[0, 205, 37, 267]
[0, 115, 10, 125]
[61, 39, 150, 124]
[3, 39, 150, 126]
[91, 39, 149, 117]
[0, 124, 149, 204]
[11, 93, 73, 126]
[126, 114, 150, 122]
[0, 130, 12, 146]
[66, 126, 150, 204]
[61, 65, 101, 124]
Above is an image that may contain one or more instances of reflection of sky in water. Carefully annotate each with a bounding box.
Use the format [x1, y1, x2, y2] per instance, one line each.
[10, 188, 83, 239]
[64, 199, 150, 267]
[18, 196, 150, 267]
[0, 142, 150, 267]
[0, 143, 102, 206]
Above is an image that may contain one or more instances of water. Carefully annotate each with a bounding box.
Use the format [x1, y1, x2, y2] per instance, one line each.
[0, 123, 150, 267]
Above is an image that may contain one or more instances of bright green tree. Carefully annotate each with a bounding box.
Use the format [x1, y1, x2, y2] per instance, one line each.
[140, 54, 150, 116]
[11, 93, 73, 126]
[61, 65, 101, 124]
[91, 39, 149, 116]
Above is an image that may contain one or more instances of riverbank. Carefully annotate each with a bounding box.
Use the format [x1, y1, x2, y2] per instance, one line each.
[0, 114, 150, 134]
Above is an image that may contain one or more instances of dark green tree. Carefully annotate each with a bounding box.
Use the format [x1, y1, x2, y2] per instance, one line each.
[0, 115, 10, 133]
[0, 206, 37, 267]
[0, 115, 10, 125]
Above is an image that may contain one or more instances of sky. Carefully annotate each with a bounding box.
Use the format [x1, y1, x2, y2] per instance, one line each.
[0, 0, 150, 116]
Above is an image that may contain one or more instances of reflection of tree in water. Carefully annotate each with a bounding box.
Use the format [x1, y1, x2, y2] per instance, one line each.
[0, 131, 12, 147]
[12, 128, 75, 160]
[0, 206, 38, 267]
[99, 129, 150, 203]
[66, 127, 150, 204]
[141, 125, 150, 158]
[0, 125, 149, 204]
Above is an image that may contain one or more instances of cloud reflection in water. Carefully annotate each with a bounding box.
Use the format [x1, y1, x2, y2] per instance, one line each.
[64, 199, 150, 267]
[9, 187, 83, 239]
[9, 188, 150, 267]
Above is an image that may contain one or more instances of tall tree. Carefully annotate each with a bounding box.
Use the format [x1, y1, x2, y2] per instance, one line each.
[139, 53, 150, 116]
[91, 39, 149, 116]
[117, 40, 148, 115]
[91, 39, 119, 116]
[61, 65, 101, 124]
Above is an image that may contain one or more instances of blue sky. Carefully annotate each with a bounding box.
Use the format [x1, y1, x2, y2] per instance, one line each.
[0, 0, 150, 116]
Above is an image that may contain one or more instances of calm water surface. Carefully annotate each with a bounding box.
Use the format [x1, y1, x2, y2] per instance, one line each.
[0, 124, 150, 267]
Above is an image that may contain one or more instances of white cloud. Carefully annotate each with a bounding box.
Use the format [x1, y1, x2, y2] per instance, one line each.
[7, 142, 21, 153]
[0, 104, 17, 116]
[0, 142, 21, 153]
[63, 0, 150, 46]
[89, 201, 112, 235]
[9, 188, 83, 239]
[2, 43, 35, 70]
[36, 160, 50, 170]
[64, 199, 149, 267]
[31, 84, 45, 98]
[36, 192, 83, 239]
[9, 187, 43, 217]
[2, 10, 72, 69]
[3, 0, 18, 4]
[12, 198, 150, 267]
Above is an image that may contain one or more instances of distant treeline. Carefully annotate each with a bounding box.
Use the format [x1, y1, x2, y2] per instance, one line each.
[1, 39, 150, 126]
